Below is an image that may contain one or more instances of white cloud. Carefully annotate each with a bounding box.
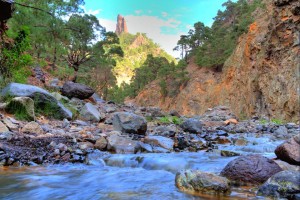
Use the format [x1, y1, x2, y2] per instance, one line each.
[161, 12, 168, 17]
[135, 10, 142, 15]
[98, 15, 182, 58]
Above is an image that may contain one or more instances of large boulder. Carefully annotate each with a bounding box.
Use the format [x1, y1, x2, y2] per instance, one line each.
[257, 170, 300, 199]
[61, 81, 94, 100]
[106, 131, 140, 154]
[220, 154, 282, 185]
[175, 170, 231, 195]
[275, 134, 300, 165]
[79, 103, 104, 122]
[112, 112, 147, 135]
[1, 83, 72, 120]
[180, 118, 202, 134]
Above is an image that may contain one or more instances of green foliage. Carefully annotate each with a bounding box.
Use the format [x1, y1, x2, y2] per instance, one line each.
[259, 119, 268, 125]
[0, 26, 32, 87]
[173, 0, 264, 68]
[271, 119, 283, 125]
[5, 101, 33, 121]
[158, 116, 183, 125]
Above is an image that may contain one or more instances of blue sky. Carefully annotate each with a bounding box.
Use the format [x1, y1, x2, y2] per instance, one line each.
[83, 0, 230, 58]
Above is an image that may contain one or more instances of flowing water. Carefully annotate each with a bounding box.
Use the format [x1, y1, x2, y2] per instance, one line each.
[0, 135, 283, 200]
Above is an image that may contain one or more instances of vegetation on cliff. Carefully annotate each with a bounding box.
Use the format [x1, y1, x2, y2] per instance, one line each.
[174, 0, 264, 68]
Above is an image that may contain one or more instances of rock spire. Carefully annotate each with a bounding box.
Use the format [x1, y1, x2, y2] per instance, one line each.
[115, 14, 128, 35]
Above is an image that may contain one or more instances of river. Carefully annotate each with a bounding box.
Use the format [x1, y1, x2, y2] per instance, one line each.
[0, 134, 282, 200]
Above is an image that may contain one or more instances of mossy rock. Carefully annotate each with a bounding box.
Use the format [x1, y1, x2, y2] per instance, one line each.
[5, 97, 35, 121]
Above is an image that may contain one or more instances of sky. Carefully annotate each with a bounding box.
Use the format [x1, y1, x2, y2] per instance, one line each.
[83, 0, 230, 58]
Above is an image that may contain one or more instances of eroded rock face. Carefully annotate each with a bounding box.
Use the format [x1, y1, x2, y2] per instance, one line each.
[220, 154, 282, 185]
[112, 112, 147, 135]
[175, 170, 231, 195]
[61, 81, 94, 100]
[275, 134, 300, 165]
[257, 170, 300, 199]
[134, 0, 300, 122]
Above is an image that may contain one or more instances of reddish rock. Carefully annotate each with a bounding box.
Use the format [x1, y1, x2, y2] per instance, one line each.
[220, 154, 282, 185]
[275, 134, 300, 165]
[115, 14, 128, 35]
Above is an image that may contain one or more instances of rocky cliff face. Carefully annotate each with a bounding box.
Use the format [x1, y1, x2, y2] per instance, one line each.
[115, 14, 128, 35]
[134, 0, 300, 122]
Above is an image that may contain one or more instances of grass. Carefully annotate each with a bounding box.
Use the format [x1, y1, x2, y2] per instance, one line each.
[158, 116, 183, 125]
[259, 118, 283, 125]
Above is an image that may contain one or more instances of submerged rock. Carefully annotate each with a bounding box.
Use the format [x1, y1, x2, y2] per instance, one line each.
[112, 112, 147, 135]
[175, 170, 231, 195]
[220, 154, 282, 185]
[275, 134, 300, 165]
[257, 170, 300, 199]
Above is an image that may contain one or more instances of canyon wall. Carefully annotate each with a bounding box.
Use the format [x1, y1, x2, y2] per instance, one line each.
[134, 0, 300, 122]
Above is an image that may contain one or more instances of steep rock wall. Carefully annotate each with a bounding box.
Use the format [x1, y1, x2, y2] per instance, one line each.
[134, 0, 300, 122]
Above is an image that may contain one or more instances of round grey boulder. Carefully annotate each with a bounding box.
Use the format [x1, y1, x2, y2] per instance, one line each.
[112, 112, 147, 135]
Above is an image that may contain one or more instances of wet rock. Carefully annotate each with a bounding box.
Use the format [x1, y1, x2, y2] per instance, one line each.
[235, 138, 248, 146]
[21, 121, 44, 135]
[79, 103, 104, 122]
[257, 170, 300, 199]
[107, 131, 140, 154]
[61, 81, 94, 100]
[139, 142, 153, 153]
[175, 136, 190, 150]
[0, 131, 14, 140]
[274, 160, 300, 171]
[144, 136, 174, 151]
[94, 137, 107, 150]
[273, 126, 288, 139]
[0, 121, 9, 133]
[220, 150, 240, 157]
[112, 112, 147, 135]
[181, 118, 202, 134]
[216, 136, 231, 145]
[85, 150, 106, 166]
[1, 83, 72, 120]
[221, 154, 282, 185]
[175, 170, 230, 195]
[275, 134, 300, 165]
[5, 97, 35, 120]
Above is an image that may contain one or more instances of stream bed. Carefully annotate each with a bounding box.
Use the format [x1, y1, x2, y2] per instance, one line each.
[0, 135, 281, 200]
